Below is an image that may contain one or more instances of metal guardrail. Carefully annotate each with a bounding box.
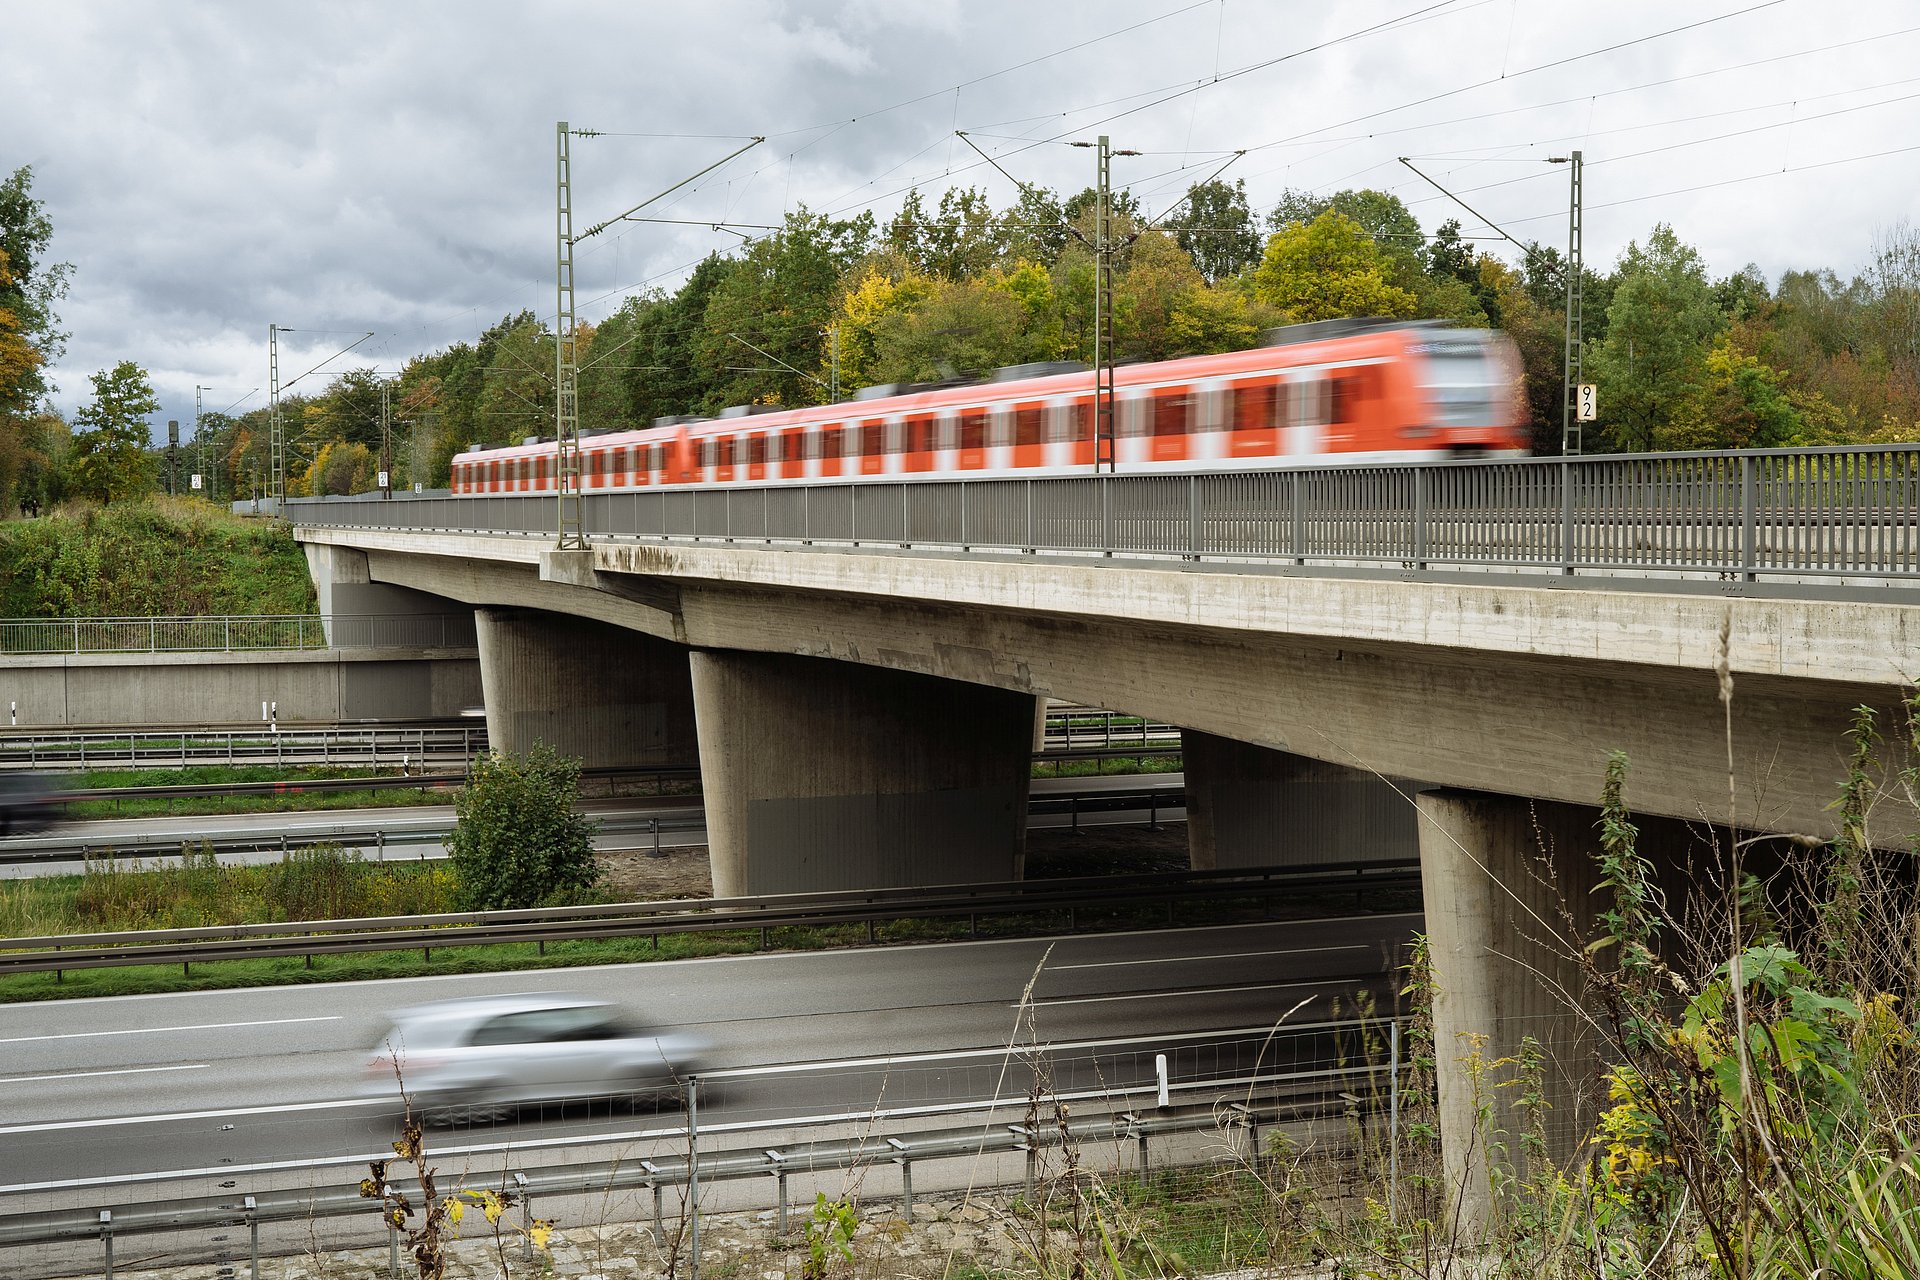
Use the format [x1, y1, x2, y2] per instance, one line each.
[0, 722, 488, 770]
[0, 712, 1166, 773]
[288, 445, 1920, 586]
[0, 857, 1421, 975]
[0, 1020, 1396, 1272]
[0, 613, 476, 655]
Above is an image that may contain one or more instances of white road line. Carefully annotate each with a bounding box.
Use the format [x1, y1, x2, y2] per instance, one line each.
[0, 1015, 342, 1044]
[1019, 978, 1357, 1008]
[0, 1097, 380, 1136]
[1051, 946, 1367, 970]
[0, 1064, 208, 1084]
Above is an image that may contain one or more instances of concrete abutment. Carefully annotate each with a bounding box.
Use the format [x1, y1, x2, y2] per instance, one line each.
[690, 651, 1034, 897]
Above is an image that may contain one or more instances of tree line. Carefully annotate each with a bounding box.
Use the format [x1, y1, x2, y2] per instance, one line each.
[3, 163, 1917, 510]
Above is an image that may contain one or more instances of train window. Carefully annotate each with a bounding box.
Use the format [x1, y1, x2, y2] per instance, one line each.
[885, 421, 907, 454]
[747, 434, 768, 465]
[937, 416, 959, 451]
[700, 439, 719, 468]
[826, 427, 848, 460]
[1331, 375, 1355, 424]
[1233, 382, 1277, 431]
[648, 445, 665, 471]
[960, 412, 987, 452]
[989, 411, 1013, 449]
[778, 431, 798, 463]
[861, 422, 883, 457]
[1117, 395, 1148, 438]
[1152, 392, 1190, 437]
[1068, 400, 1093, 442]
[910, 418, 936, 453]
[733, 436, 751, 466]
[1015, 406, 1043, 447]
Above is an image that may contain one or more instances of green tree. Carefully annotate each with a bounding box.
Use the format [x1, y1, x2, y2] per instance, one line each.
[1588, 224, 1723, 452]
[1164, 178, 1261, 284]
[825, 258, 935, 392]
[303, 440, 375, 496]
[0, 167, 72, 420]
[871, 276, 1031, 382]
[695, 207, 872, 410]
[67, 361, 159, 503]
[1114, 230, 1207, 362]
[476, 316, 554, 443]
[306, 367, 386, 451]
[1250, 211, 1416, 323]
[447, 745, 601, 910]
[1001, 184, 1068, 268]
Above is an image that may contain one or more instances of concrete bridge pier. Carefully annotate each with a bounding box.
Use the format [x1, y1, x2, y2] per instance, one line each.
[690, 652, 1035, 898]
[1182, 731, 1416, 869]
[1415, 787, 1700, 1237]
[474, 607, 697, 765]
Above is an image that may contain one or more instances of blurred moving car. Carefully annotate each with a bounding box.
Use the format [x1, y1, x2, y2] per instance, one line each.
[363, 992, 702, 1121]
[0, 774, 62, 836]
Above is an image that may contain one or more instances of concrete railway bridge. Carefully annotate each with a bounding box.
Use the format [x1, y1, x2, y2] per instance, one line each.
[288, 445, 1917, 1220]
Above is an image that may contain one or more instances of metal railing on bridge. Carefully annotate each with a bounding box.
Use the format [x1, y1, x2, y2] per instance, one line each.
[286, 445, 1920, 588]
[0, 613, 475, 655]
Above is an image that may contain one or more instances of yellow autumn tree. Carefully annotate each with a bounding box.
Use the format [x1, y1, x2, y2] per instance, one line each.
[825, 260, 933, 392]
[1250, 211, 1416, 324]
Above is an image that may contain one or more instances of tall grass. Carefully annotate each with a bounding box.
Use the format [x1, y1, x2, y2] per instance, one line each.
[58, 844, 456, 932]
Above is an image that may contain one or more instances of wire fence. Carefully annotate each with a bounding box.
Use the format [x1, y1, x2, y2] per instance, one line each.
[0, 614, 476, 655]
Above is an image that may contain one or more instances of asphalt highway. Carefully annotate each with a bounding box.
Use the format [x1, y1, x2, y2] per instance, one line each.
[0, 912, 1415, 1197]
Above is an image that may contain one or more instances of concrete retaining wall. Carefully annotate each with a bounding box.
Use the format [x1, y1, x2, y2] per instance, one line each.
[0, 649, 482, 728]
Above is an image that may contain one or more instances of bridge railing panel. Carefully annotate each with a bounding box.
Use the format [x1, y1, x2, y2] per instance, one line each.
[1028, 476, 1101, 553]
[850, 482, 907, 544]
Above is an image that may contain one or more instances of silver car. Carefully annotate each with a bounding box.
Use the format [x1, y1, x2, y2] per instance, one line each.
[363, 993, 701, 1121]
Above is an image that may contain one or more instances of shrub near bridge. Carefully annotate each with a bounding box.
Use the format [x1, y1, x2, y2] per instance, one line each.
[446, 745, 601, 910]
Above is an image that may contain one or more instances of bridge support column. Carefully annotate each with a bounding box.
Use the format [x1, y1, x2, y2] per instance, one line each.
[1183, 732, 1415, 869]
[690, 652, 1034, 897]
[475, 608, 696, 766]
[1414, 788, 1712, 1239]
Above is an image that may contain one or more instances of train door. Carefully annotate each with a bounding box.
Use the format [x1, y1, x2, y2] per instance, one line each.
[859, 418, 886, 477]
[905, 414, 937, 473]
[1012, 401, 1044, 473]
[957, 408, 988, 472]
[1148, 384, 1194, 464]
[1229, 378, 1281, 459]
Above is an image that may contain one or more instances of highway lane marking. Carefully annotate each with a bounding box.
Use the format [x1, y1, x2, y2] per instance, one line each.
[0, 1097, 381, 1136]
[1019, 977, 1361, 1007]
[0, 1064, 208, 1084]
[0, 1015, 342, 1044]
[1051, 945, 1369, 970]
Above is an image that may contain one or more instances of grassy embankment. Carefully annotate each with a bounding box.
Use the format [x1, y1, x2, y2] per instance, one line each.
[0, 496, 317, 618]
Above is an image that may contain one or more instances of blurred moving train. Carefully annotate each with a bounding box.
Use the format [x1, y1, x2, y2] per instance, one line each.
[450, 318, 1528, 495]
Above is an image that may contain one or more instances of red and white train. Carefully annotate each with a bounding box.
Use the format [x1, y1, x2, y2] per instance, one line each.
[449, 319, 1528, 494]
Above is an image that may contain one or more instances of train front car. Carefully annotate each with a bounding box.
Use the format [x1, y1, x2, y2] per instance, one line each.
[1394, 326, 1530, 458]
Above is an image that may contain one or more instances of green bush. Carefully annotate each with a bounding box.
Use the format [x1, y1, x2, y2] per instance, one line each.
[446, 745, 601, 910]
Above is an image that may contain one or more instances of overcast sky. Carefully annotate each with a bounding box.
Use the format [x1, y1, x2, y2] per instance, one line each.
[8, 0, 1917, 443]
